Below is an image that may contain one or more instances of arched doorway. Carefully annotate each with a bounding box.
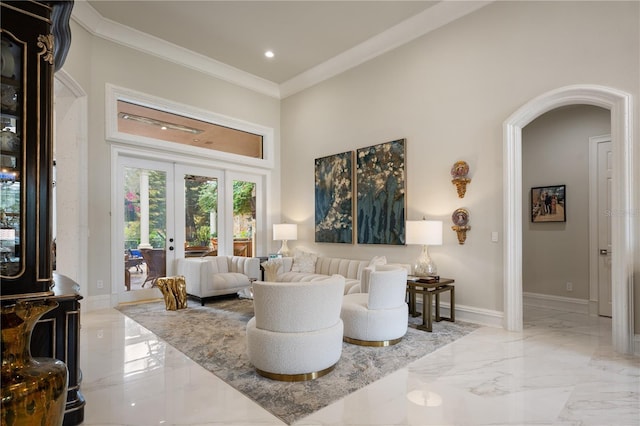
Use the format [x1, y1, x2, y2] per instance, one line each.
[503, 84, 634, 353]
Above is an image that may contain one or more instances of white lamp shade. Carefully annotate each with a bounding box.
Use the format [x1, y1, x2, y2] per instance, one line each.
[405, 220, 443, 246]
[273, 223, 297, 241]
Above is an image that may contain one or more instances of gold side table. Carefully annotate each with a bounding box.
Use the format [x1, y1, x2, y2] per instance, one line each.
[407, 278, 455, 332]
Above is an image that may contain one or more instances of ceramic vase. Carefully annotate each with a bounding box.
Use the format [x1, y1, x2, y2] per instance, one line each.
[1, 299, 68, 426]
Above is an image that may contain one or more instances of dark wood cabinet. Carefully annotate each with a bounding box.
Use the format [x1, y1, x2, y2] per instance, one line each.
[1, 2, 83, 424]
[1, 0, 60, 297]
[31, 274, 85, 426]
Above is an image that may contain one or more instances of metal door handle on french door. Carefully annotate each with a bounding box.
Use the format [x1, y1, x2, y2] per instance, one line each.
[599, 249, 610, 255]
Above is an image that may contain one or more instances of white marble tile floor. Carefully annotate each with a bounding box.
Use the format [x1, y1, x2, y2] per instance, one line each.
[80, 305, 639, 425]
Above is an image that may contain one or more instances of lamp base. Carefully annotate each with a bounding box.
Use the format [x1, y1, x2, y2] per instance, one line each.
[413, 245, 437, 277]
[277, 240, 291, 257]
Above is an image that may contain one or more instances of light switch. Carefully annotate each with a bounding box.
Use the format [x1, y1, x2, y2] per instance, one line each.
[491, 231, 499, 242]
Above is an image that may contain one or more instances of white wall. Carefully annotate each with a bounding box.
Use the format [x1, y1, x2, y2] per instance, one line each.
[62, 21, 281, 303]
[280, 1, 639, 321]
[522, 105, 610, 300]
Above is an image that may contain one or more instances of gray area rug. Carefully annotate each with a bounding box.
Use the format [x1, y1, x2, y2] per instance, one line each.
[117, 297, 478, 425]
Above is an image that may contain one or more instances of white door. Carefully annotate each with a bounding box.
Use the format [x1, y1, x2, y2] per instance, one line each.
[116, 157, 175, 304]
[596, 139, 612, 317]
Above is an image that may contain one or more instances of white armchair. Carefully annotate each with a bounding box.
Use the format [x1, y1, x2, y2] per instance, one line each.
[340, 266, 408, 346]
[246, 275, 345, 381]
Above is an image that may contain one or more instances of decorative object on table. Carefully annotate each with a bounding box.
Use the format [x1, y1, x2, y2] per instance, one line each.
[156, 276, 188, 311]
[451, 208, 471, 245]
[261, 259, 281, 282]
[530, 184, 566, 223]
[314, 151, 354, 243]
[273, 223, 297, 257]
[405, 218, 443, 276]
[451, 160, 471, 198]
[1, 299, 68, 426]
[356, 139, 406, 245]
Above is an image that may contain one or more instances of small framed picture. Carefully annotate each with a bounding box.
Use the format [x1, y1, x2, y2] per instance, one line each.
[531, 185, 566, 223]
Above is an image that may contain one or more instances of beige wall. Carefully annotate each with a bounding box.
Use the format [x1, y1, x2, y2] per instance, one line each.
[522, 105, 610, 300]
[63, 21, 281, 300]
[280, 1, 639, 319]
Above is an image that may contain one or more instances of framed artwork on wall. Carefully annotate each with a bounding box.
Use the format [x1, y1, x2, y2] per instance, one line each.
[314, 151, 354, 243]
[356, 138, 406, 245]
[531, 185, 566, 223]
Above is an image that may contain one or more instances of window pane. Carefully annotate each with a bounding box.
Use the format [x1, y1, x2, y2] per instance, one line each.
[184, 175, 217, 256]
[117, 101, 263, 159]
[233, 180, 256, 257]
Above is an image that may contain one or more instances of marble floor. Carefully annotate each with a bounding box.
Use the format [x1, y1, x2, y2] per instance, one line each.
[80, 305, 639, 425]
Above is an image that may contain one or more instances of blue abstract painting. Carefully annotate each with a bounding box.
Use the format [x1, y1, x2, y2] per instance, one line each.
[356, 139, 406, 245]
[315, 151, 354, 243]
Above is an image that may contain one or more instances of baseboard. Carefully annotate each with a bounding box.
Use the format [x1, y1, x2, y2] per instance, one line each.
[523, 292, 589, 314]
[415, 301, 503, 328]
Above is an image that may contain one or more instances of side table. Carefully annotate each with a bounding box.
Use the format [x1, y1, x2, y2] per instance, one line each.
[406, 278, 455, 332]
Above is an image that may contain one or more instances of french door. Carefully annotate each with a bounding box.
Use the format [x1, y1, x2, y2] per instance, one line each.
[115, 155, 263, 304]
[116, 157, 175, 303]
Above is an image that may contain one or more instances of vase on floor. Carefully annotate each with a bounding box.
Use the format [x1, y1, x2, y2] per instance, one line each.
[1, 299, 68, 426]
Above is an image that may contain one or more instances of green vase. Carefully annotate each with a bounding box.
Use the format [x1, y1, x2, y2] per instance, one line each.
[1, 299, 68, 426]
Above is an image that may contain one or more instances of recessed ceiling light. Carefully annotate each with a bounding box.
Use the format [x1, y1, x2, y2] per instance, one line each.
[264, 50, 274, 58]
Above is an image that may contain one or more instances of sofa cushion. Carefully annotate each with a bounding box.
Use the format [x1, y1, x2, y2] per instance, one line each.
[291, 248, 318, 273]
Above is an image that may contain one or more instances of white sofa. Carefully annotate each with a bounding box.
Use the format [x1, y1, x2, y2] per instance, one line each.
[274, 254, 409, 295]
[275, 256, 369, 294]
[175, 256, 260, 305]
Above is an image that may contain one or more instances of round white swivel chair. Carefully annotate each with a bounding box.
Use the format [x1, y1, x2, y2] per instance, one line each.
[246, 275, 345, 381]
[341, 266, 408, 346]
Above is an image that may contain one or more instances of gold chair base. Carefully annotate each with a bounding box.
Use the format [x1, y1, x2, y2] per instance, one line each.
[255, 364, 336, 382]
[343, 336, 403, 347]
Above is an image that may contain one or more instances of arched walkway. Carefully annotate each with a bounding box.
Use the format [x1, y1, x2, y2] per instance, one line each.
[503, 84, 635, 353]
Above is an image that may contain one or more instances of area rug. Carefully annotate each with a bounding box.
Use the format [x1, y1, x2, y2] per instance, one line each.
[117, 297, 478, 425]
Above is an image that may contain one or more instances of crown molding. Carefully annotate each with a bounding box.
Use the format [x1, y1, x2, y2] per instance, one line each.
[71, 1, 280, 98]
[280, 1, 492, 98]
[72, 1, 491, 100]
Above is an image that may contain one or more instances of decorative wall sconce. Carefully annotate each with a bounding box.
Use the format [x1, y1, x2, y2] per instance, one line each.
[451, 161, 471, 198]
[451, 208, 470, 245]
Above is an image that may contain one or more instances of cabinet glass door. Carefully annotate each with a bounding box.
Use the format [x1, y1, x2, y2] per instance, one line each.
[1, 35, 23, 277]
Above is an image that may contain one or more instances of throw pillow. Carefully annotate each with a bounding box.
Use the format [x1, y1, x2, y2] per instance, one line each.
[291, 248, 318, 273]
[368, 255, 387, 267]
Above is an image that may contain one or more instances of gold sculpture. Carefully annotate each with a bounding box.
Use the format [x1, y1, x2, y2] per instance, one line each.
[450, 160, 471, 198]
[156, 276, 188, 311]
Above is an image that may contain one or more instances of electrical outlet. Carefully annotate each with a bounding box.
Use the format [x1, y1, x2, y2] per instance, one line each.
[566, 282, 573, 292]
[97, 280, 104, 289]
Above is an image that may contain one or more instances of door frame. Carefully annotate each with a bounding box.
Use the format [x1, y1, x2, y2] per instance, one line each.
[503, 84, 635, 354]
[589, 135, 612, 316]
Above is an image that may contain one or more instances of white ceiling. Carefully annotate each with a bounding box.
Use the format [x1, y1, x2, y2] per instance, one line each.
[75, 1, 490, 98]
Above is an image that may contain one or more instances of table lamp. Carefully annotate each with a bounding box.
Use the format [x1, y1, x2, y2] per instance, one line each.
[405, 219, 443, 277]
[273, 223, 297, 257]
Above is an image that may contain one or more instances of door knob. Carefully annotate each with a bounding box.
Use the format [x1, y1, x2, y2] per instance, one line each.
[599, 249, 610, 255]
